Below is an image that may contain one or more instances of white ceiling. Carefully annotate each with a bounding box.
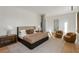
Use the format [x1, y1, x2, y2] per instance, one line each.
[17, 6, 79, 16]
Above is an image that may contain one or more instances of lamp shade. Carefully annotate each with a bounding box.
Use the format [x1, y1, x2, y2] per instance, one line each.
[6, 25, 13, 35]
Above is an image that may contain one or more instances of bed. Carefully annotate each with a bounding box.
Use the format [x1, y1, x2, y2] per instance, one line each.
[17, 26, 49, 49]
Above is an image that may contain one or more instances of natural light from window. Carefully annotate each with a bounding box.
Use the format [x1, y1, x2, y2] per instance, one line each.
[64, 22, 68, 33]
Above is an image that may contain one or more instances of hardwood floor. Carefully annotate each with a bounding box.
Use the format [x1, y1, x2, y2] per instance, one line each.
[0, 47, 9, 53]
[62, 42, 79, 53]
[0, 33, 79, 53]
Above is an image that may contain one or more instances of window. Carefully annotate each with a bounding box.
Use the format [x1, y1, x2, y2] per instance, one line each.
[64, 22, 68, 33]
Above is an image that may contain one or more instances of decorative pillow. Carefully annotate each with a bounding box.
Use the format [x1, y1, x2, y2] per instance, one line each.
[26, 29, 34, 34]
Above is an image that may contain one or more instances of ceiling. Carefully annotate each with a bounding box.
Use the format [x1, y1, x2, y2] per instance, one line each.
[17, 6, 79, 16]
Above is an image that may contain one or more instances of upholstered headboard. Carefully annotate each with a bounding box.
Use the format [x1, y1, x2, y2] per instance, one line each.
[17, 26, 36, 37]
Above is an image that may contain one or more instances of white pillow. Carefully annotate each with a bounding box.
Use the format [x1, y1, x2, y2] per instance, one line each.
[19, 30, 26, 37]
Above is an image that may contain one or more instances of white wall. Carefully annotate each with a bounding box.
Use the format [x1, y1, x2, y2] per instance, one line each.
[45, 13, 76, 33]
[0, 7, 41, 35]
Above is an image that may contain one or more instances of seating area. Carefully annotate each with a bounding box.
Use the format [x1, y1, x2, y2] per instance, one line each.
[64, 32, 76, 43]
[53, 31, 76, 43]
[54, 30, 63, 38]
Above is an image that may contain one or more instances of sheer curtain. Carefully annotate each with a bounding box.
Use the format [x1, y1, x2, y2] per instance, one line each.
[54, 19, 59, 32]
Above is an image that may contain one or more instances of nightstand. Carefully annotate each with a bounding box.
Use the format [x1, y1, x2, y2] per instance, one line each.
[0, 34, 17, 48]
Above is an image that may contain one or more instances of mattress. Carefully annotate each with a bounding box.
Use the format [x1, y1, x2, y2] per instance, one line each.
[19, 32, 48, 44]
